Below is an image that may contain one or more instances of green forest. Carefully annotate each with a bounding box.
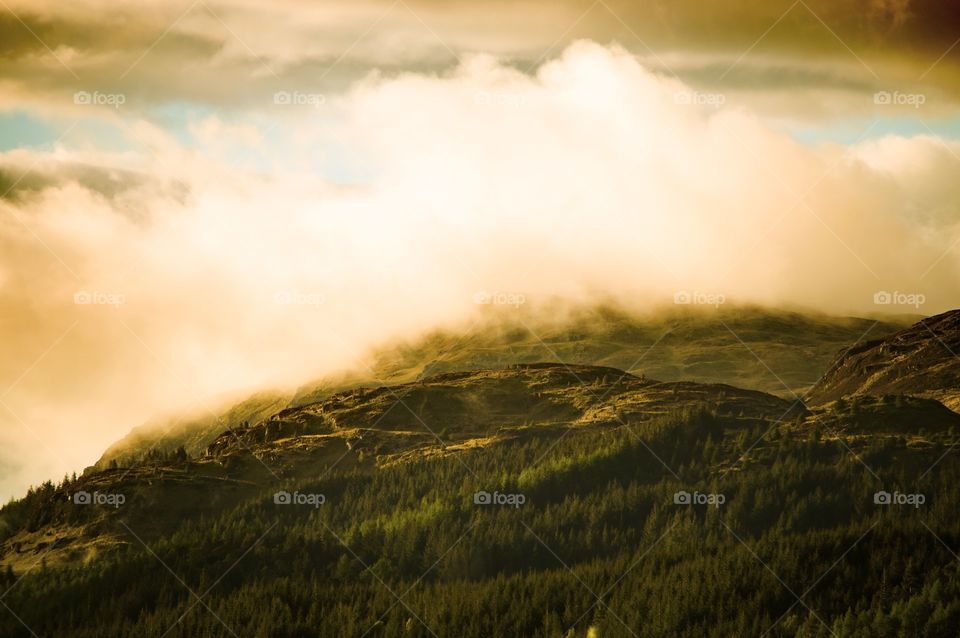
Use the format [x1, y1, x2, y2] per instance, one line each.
[2, 406, 958, 637]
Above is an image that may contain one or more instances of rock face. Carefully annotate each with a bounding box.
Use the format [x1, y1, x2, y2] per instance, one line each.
[806, 310, 960, 411]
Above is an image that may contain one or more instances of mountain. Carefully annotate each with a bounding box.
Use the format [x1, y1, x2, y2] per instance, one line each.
[97, 304, 909, 467]
[206, 363, 808, 472]
[1, 363, 806, 572]
[2, 312, 960, 637]
[806, 309, 960, 411]
[291, 304, 911, 402]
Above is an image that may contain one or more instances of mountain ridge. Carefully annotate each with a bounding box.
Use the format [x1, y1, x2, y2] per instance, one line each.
[806, 308, 960, 411]
[95, 305, 910, 469]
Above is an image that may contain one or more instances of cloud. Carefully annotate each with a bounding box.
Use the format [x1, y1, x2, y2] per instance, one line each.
[2, 0, 960, 117]
[0, 41, 958, 500]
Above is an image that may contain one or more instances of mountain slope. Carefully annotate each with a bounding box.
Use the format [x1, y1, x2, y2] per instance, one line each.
[95, 391, 291, 468]
[2, 357, 960, 637]
[98, 304, 909, 467]
[291, 304, 910, 403]
[806, 309, 960, 411]
[4, 363, 806, 572]
[205, 363, 806, 472]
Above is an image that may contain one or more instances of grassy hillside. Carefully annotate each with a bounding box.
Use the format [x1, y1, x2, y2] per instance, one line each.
[98, 305, 908, 468]
[293, 304, 909, 402]
[807, 309, 960, 411]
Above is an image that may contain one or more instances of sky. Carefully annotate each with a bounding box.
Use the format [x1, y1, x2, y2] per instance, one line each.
[1, 0, 959, 500]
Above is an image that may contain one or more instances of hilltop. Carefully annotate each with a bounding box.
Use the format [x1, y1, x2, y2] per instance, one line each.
[806, 309, 960, 411]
